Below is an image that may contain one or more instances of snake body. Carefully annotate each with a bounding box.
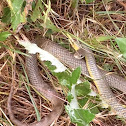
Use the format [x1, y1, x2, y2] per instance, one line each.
[37, 38, 126, 118]
[8, 38, 126, 126]
[37, 38, 126, 93]
[77, 47, 126, 118]
[26, 54, 64, 126]
[8, 41, 64, 126]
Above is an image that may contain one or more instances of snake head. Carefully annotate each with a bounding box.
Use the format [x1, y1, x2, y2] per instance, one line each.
[74, 48, 85, 59]
[74, 52, 85, 59]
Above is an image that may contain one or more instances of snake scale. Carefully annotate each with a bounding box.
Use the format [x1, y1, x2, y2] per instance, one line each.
[8, 38, 126, 126]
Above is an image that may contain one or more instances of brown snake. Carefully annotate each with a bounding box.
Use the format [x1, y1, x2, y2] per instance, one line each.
[8, 38, 126, 126]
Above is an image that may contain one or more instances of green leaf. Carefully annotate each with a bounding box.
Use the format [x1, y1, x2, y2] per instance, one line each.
[31, 0, 44, 22]
[65, 105, 95, 126]
[11, 0, 26, 30]
[85, 0, 95, 4]
[75, 81, 91, 96]
[11, 13, 22, 30]
[44, 61, 72, 88]
[60, 78, 70, 87]
[12, 0, 24, 12]
[70, 0, 79, 9]
[40, 19, 60, 32]
[46, 29, 53, 36]
[115, 37, 126, 58]
[70, 67, 81, 85]
[44, 61, 56, 71]
[55, 72, 71, 89]
[96, 36, 113, 42]
[67, 91, 74, 102]
[1, 7, 11, 24]
[31, 0, 59, 32]
[88, 102, 100, 114]
[0, 31, 11, 41]
[78, 98, 88, 107]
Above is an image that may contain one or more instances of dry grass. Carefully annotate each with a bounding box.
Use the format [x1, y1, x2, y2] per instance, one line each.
[0, 0, 126, 126]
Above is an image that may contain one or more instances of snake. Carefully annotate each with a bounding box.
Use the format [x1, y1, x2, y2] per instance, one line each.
[7, 37, 126, 126]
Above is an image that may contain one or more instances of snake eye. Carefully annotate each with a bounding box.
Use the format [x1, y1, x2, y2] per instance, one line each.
[74, 53, 84, 59]
[80, 54, 84, 58]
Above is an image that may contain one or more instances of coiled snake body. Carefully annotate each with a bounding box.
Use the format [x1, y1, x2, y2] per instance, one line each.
[8, 38, 126, 126]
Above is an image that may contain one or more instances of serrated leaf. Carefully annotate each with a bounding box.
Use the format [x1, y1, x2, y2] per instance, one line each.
[70, 67, 81, 85]
[10, 0, 26, 30]
[75, 81, 91, 96]
[65, 105, 95, 126]
[44, 61, 71, 88]
[44, 61, 56, 71]
[0, 31, 11, 41]
[115, 37, 126, 58]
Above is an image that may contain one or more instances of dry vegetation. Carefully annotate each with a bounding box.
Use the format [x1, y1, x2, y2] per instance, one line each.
[0, 0, 126, 126]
